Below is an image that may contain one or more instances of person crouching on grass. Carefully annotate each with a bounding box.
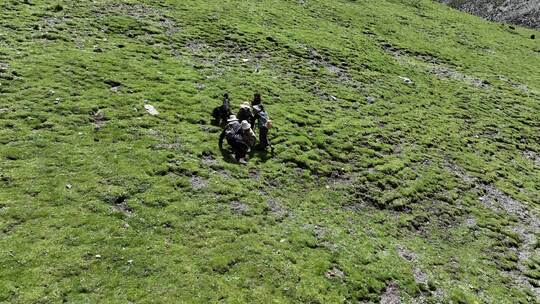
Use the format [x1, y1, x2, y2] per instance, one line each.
[241, 121, 257, 151]
[219, 115, 250, 164]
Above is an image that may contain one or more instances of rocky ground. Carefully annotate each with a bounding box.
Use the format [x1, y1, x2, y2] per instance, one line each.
[440, 0, 540, 30]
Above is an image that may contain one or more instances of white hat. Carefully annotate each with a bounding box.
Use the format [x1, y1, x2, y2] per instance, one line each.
[240, 102, 251, 109]
[241, 121, 251, 130]
[227, 115, 238, 122]
[253, 104, 263, 113]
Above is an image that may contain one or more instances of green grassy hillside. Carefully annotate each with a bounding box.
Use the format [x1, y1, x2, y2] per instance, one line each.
[1, 0, 539, 303]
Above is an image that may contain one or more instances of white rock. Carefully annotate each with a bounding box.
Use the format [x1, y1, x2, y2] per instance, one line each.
[144, 104, 159, 116]
[399, 76, 413, 84]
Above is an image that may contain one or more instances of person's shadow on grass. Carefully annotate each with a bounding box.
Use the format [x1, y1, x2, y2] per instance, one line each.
[249, 145, 275, 163]
[219, 145, 274, 164]
[219, 146, 241, 164]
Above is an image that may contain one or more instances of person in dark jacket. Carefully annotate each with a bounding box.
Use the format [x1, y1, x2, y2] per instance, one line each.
[253, 104, 273, 152]
[237, 102, 254, 125]
[212, 93, 232, 126]
[219, 115, 250, 163]
[252, 92, 262, 106]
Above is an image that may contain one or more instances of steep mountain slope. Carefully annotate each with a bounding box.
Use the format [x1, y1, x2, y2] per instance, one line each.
[441, 0, 540, 30]
[0, 0, 539, 303]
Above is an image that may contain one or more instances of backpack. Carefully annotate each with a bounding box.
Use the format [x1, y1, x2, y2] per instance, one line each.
[224, 121, 241, 141]
[257, 110, 272, 129]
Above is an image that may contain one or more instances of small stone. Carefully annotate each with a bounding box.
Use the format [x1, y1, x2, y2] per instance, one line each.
[144, 104, 159, 116]
[123, 223, 130, 228]
[399, 76, 413, 84]
[365, 96, 376, 104]
[325, 266, 345, 279]
[95, 254, 101, 258]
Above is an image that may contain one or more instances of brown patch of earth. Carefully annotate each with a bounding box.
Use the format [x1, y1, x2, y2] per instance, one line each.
[230, 201, 249, 214]
[189, 176, 208, 190]
[445, 161, 540, 297]
[325, 266, 345, 280]
[380, 281, 401, 304]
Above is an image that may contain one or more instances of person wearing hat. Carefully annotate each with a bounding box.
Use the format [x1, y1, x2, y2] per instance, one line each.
[241, 120, 257, 149]
[219, 115, 250, 163]
[237, 101, 254, 125]
[253, 104, 273, 152]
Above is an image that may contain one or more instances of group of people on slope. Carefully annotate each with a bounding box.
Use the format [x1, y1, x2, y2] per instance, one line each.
[213, 92, 273, 164]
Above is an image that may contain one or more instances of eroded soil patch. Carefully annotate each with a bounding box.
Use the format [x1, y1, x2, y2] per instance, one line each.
[446, 161, 540, 297]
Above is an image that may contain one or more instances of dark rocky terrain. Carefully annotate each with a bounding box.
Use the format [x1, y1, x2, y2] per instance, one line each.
[440, 0, 540, 30]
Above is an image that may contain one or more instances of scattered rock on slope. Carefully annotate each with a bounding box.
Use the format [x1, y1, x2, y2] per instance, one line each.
[440, 0, 540, 30]
[144, 104, 159, 116]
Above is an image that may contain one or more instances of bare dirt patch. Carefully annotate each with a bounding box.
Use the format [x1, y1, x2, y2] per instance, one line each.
[147, 129, 182, 151]
[429, 66, 489, 88]
[248, 168, 260, 179]
[380, 281, 401, 304]
[327, 170, 354, 187]
[267, 199, 288, 216]
[184, 40, 210, 56]
[325, 266, 345, 280]
[112, 202, 133, 216]
[381, 42, 489, 88]
[189, 176, 208, 190]
[230, 201, 249, 214]
[413, 267, 428, 284]
[523, 150, 540, 166]
[396, 245, 418, 262]
[201, 154, 218, 167]
[445, 161, 540, 297]
[93, 3, 180, 37]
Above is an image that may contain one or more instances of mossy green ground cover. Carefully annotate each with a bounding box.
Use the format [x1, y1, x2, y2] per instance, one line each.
[0, 0, 539, 303]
